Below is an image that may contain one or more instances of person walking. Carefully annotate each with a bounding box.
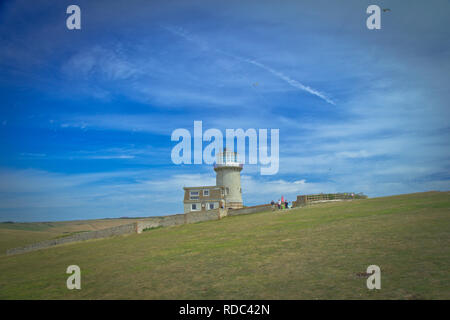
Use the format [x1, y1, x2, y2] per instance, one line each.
[277, 199, 281, 210]
[271, 200, 275, 211]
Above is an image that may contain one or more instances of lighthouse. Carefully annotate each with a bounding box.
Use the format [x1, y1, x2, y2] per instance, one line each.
[214, 148, 243, 209]
[182, 148, 243, 213]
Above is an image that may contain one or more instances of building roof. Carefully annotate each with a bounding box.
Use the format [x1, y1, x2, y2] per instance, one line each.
[183, 186, 224, 190]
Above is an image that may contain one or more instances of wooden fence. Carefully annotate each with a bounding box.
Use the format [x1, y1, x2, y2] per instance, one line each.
[293, 193, 367, 207]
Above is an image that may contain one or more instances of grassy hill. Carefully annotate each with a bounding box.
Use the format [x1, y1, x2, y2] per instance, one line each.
[0, 217, 156, 255]
[0, 191, 449, 299]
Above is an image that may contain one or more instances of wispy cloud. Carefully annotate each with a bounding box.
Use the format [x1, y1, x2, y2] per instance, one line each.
[0, 168, 215, 221]
[163, 25, 335, 105]
[61, 45, 142, 81]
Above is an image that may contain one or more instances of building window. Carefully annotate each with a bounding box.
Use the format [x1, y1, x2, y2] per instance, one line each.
[191, 203, 200, 211]
[203, 189, 209, 197]
[226, 187, 229, 195]
[209, 203, 215, 210]
[190, 191, 199, 200]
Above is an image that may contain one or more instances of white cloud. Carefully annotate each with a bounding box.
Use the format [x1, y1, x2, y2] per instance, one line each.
[62, 46, 141, 81]
[336, 150, 371, 159]
[163, 25, 335, 105]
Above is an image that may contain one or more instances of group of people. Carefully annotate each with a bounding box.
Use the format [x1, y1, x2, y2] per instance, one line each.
[271, 197, 292, 211]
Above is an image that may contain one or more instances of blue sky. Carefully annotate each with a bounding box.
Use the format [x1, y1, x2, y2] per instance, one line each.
[0, 0, 449, 221]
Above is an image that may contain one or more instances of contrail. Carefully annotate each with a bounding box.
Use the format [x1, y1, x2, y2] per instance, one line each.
[233, 56, 335, 105]
[162, 25, 335, 105]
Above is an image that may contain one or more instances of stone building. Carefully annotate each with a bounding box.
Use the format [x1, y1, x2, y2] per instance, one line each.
[183, 186, 225, 213]
[183, 149, 243, 213]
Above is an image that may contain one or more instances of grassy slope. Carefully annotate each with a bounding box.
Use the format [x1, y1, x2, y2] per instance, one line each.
[0, 191, 448, 299]
[0, 218, 154, 255]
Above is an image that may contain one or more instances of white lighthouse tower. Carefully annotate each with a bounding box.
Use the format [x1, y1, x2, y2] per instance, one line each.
[214, 148, 243, 209]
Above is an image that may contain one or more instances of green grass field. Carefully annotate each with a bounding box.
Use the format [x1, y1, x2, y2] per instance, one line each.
[0, 217, 152, 255]
[0, 191, 449, 299]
